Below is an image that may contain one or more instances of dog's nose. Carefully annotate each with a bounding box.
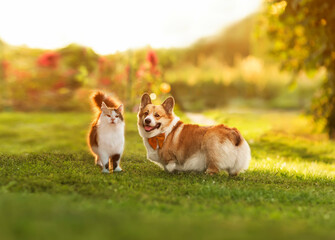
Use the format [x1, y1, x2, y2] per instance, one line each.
[145, 118, 151, 124]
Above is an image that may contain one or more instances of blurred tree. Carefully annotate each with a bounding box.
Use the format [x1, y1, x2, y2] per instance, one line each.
[265, 0, 335, 139]
[58, 44, 99, 89]
[59, 44, 98, 73]
[186, 15, 255, 66]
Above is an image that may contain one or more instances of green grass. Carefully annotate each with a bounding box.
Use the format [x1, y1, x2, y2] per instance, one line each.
[0, 110, 334, 240]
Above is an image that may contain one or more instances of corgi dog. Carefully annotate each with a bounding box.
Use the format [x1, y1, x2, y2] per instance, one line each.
[88, 91, 125, 173]
[137, 93, 251, 175]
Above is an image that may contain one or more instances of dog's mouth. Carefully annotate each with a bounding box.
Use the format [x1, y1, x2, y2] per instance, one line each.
[143, 123, 161, 132]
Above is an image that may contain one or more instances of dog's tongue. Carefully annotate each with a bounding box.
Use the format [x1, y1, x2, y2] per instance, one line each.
[144, 125, 155, 131]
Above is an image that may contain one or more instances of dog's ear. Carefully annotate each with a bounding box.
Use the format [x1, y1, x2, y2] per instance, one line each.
[140, 93, 152, 109]
[162, 96, 175, 114]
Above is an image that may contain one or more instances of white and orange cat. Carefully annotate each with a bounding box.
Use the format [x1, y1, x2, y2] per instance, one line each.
[88, 91, 125, 173]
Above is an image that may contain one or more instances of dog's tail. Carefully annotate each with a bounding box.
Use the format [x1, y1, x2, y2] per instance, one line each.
[230, 128, 242, 147]
[91, 91, 119, 110]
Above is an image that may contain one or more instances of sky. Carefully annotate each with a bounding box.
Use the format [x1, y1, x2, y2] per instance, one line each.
[0, 0, 262, 54]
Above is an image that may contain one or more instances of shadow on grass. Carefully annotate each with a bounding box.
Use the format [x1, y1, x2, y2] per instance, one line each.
[250, 135, 335, 164]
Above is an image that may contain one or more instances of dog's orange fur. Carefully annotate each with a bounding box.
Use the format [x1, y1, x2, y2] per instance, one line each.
[138, 94, 245, 175]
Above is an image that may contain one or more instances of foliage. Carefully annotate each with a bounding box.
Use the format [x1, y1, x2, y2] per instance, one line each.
[0, 44, 99, 111]
[0, 111, 334, 239]
[264, 0, 335, 138]
[168, 57, 321, 111]
[0, 10, 327, 113]
[0, 42, 173, 111]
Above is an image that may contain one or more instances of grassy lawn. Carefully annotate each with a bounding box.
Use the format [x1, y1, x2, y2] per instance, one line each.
[0, 110, 334, 240]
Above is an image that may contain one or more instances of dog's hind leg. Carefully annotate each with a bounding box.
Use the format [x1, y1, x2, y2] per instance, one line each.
[205, 159, 219, 175]
[203, 139, 220, 175]
[228, 169, 239, 177]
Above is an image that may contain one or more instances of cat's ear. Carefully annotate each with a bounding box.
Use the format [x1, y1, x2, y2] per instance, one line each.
[101, 102, 108, 114]
[140, 93, 151, 109]
[101, 101, 108, 109]
[116, 104, 124, 113]
[162, 96, 175, 114]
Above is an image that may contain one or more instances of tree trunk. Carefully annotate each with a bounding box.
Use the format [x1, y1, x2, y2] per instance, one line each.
[327, 71, 335, 140]
[329, 106, 335, 140]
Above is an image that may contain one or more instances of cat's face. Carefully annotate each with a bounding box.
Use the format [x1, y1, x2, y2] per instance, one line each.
[101, 102, 124, 125]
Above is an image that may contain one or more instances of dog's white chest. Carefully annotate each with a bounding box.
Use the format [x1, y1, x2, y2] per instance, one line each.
[143, 139, 160, 162]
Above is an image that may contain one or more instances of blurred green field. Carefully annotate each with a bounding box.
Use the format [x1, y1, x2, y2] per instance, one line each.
[0, 110, 334, 240]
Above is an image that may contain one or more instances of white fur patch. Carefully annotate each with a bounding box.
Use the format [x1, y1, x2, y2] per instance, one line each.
[114, 166, 123, 172]
[232, 139, 251, 173]
[144, 114, 156, 126]
[172, 123, 183, 145]
[174, 140, 250, 174]
[176, 152, 207, 172]
[166, 162, 177, 172]
[113, 160, 123, 172]
[215, 139, 251, 174]
[163, 116, 180, 136]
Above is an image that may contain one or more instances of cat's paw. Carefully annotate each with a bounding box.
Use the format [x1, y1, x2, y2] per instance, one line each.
[96, 163, 103, 167]
[114, 166, 123, 172]
[95, 161, 103, 167]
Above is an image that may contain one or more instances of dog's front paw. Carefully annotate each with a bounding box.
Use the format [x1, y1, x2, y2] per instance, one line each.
[101, 168, 110, 174]
[165, 162, 177, 173]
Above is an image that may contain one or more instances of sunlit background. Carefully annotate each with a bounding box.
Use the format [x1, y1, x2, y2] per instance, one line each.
[1, 0, 335, 138]
[0, 0, 334, 139]
[0, 0, 262, 53]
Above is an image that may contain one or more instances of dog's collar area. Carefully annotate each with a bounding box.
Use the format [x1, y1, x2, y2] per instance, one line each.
[171, 121, 183, 132]
[147, 133, 165, 150]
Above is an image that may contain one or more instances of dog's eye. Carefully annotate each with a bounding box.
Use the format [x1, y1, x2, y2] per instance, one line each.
[144, 112, 149, 116]
[106, 114, 111, 117]
[154, 113, 160, 118]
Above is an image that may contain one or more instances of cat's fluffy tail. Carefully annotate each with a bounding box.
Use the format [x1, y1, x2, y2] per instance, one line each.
[91, 91, 119, 109]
